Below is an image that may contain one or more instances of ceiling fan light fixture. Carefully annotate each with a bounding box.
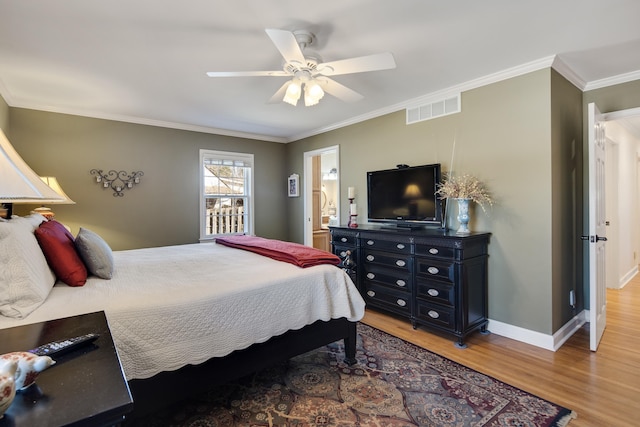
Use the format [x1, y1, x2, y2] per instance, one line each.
[307, 81, 324, 99]
[304, 81, 324, 107]
[283, 80, 302, 106]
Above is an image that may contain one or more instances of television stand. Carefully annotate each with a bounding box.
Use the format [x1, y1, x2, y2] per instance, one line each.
[330, 224, 490, 348]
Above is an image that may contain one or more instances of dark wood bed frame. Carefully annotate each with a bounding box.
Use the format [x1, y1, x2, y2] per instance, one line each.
[127, 317, 358, 419]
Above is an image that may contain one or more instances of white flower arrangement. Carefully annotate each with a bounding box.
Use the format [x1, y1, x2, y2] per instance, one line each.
[436, 173, 493, 212]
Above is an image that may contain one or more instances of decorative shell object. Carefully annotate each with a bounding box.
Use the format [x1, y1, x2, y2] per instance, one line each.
[0, 360, 17, 419]
[0, 352, 55, 391]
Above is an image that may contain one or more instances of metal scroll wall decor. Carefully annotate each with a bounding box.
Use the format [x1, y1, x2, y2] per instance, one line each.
[90, 169, 143, 197]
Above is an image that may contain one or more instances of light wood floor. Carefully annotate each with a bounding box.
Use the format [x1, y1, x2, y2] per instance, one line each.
[360, 275, 640, 427]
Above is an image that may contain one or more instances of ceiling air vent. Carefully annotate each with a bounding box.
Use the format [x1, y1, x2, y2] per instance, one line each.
[406, 94, 461, 124]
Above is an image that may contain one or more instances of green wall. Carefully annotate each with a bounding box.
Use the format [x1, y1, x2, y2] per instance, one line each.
[8, 108, 288, 250]
[0, 95, 8, 133]
[550, 70, 584, 330]
[287, 69, 570, 334]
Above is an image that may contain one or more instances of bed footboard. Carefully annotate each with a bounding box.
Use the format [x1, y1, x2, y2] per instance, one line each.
[127, 318, 358, 419]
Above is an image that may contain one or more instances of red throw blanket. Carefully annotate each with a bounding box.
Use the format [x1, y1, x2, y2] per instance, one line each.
[215, 235, 340, 268]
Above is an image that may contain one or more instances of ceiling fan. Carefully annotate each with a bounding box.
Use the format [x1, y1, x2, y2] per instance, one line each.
[206, 28, 396, 107]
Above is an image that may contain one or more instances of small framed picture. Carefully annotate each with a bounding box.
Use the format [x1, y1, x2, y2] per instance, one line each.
[288, 174, 299, 197]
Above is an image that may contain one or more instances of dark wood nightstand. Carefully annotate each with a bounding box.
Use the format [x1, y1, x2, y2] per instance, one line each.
[0, 311, 133, 427]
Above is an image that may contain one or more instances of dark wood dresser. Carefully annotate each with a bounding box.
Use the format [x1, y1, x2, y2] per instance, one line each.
[330, 224, 490, 347]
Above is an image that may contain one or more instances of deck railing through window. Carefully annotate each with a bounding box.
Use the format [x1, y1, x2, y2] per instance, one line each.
[206, 205, 245, 235]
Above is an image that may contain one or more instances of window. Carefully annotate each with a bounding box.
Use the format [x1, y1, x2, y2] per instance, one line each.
[200, 150, 254, 240]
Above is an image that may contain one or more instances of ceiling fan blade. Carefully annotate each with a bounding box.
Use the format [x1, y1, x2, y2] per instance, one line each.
[320, 78, 363, 103]
[206, 70, 289, 77]
[267, 81, 291, 104]
[265, 28, 306, 65]
[317, 52, 396, 76]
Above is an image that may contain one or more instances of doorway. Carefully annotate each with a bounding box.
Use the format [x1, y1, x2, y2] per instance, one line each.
[303, 146, 340, 251]
[602, 107, 640, 289]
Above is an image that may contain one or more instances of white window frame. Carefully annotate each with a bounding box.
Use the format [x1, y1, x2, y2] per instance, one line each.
[199, 149, 254, 241]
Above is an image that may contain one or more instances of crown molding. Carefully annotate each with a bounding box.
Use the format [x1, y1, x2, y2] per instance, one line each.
[0, 93, 288, 144]
[584, 69, 640, 91]
[551, 56, 587, 90]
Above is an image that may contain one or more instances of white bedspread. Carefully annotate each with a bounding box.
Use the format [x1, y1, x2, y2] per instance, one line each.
[0, 243, 365, 380]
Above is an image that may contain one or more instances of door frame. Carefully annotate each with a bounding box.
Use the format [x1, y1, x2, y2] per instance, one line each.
[303, 146, 340, 247]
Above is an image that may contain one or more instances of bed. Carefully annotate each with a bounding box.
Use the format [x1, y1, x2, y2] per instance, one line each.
[0, 215, 365, 417]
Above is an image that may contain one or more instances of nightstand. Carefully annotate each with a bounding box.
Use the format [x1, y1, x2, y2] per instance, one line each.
[0, 311, 133, 427]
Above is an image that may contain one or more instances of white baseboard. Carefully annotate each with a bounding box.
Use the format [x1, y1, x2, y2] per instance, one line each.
[487, 311, 586, 351]
[618, 265, 638, 289]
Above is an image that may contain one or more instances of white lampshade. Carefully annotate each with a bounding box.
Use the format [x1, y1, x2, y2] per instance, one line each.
[39, 177, 75, 204]
[0, 128, 66, 218]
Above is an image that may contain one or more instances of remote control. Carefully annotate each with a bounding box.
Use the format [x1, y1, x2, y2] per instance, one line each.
[28, 333, 100, 357]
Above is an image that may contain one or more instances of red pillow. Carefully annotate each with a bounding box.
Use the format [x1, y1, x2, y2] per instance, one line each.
[35, 220, 87, 287]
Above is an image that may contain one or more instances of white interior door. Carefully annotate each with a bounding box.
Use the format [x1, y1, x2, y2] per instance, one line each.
[588, 102, 607, 351]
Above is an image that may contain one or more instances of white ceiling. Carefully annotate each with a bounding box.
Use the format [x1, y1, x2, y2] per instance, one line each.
[1, 0, 640, 143]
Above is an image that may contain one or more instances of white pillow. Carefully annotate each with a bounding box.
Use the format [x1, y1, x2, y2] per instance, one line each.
[0, 215, 56, 318]
[75, 227, 114, 279]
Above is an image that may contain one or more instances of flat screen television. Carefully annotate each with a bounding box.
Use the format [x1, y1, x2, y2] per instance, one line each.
[367, 163, 443, 228]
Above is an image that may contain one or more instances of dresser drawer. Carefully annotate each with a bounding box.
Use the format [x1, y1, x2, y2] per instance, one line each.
[363, 283, 411, 315]
[362, 264, 411, 291]
[415, 243, 455, 259]
[416, 279, 454, 307]
[332, 234, 357, 246]
[333, 245, 355, 260]
[363, 250, 412, 271]
[415, 301, 455, 330]
[361, 237, 412, 254]
[415, 257, 454, 284]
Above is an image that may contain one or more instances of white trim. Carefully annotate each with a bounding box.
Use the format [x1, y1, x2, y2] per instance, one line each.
[302, 145, 340, 247]
[487, 319, 556, 351]
[551, 311, 587, 351]
[6, 99, 288, 144]
[618, 265, 638, 289]
[551, 56, 587, 90]
[487, 311, 586, 352]
[198, 149, 255, 241]
[584, 69, 640, 91]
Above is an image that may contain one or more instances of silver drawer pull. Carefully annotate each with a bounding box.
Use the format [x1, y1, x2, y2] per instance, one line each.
[427, 266, 439, 275]
[396, 279, 406, 287]
[396, 243, 405, 249]
[428, 310, 440, 319]
[340, 237, 347, 243]
[367, 290, 376, 297]
[366, 255, 375, 262]
[367, 273, 375, 279]
[396, 299, 406, 307]
[428, 248, 439, 255]
[339, 251, 347, 257]
[427, 288, 439, 297]
[396, 260, 406, 267]
[366, 240, 375, 246]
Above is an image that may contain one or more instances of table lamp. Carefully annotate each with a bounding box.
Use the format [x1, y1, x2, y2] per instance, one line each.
[0, 128, 66, 219]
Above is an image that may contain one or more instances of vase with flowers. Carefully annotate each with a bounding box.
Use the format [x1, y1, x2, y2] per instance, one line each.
[436, 173, 492, 234]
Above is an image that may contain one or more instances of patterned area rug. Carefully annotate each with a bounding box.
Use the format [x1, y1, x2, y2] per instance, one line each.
[130, 324, 576, 426]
